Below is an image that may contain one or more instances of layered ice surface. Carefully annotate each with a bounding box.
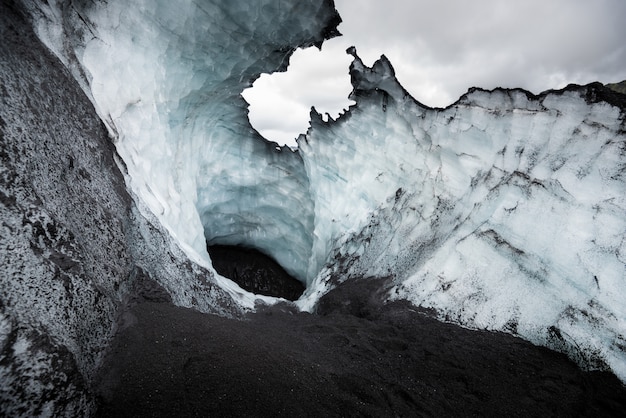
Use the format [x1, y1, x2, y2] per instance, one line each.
[299, 52, 626, 381]
[24, 0, 626, 382]
[24, 0, 341, 290]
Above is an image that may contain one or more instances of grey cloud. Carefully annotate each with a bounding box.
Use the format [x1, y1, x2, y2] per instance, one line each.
[246, 0, 626, 144]
[334, 0, 626, 95]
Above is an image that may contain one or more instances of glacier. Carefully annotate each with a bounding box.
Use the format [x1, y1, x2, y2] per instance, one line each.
[1, 0, 626, 414]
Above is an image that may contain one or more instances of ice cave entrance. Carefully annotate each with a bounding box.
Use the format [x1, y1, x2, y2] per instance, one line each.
[207, 245, 305, 301]
[210, 45, 355, 299]
[242, 45, 354, 147]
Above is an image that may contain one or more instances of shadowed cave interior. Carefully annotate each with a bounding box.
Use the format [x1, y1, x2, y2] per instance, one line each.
[207, 244, 306, 301]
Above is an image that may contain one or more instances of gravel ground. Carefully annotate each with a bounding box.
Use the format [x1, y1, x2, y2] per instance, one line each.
[94, 278, 626, 417]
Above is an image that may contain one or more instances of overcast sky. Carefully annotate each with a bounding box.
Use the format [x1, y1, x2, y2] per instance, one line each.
[243, 0, 626, 147]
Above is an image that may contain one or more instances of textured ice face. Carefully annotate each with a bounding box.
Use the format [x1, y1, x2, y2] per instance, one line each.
[24, 0, 341, 285]
[298, 52, 626, 381]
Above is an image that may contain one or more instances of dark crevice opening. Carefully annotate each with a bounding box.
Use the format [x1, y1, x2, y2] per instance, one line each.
[207, 244, 305, 301]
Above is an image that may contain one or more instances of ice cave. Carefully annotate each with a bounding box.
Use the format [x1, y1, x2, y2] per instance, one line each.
[1, 0, 625, 416]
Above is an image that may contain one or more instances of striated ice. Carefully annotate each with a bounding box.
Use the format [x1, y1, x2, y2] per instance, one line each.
[298, 51, 626, 381]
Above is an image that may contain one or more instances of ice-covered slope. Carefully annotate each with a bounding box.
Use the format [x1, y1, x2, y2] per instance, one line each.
[298, 49, 626, 381]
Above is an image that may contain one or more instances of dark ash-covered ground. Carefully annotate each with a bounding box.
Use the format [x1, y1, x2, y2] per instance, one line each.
[94, 277, 626, 417]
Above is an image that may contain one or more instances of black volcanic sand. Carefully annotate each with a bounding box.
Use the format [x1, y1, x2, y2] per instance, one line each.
[94, 279, 626, 417]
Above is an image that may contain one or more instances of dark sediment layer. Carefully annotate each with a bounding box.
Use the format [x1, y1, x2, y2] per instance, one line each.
[94, 278, 626, 417]
[207, 244, 305, 300]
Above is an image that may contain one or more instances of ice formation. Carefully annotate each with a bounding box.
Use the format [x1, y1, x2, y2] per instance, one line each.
[299, 51, 626, 381]
[22, 0, 343, 286]
[14, 0, 626, 387]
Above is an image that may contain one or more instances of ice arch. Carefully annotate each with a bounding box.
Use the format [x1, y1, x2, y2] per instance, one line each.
[24, 0, 342, 285]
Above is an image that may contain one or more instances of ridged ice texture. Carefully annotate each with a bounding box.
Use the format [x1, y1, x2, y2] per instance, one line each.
[23, 0, 341, 283]
[298, 52, 626, 381]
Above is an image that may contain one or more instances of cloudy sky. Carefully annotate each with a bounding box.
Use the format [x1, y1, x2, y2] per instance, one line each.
[243, 0, 626, 147]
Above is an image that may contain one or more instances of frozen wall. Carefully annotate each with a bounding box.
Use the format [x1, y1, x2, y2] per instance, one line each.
[22, 0, 342, 283]
[298, 50, 626, 381]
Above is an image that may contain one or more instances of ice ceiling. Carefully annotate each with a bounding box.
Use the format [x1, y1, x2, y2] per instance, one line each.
[25, 0, 343, 286]
[25, 0, 626, 381]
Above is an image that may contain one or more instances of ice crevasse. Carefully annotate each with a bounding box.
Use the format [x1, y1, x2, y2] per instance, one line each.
[24, 0, 626, 382]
